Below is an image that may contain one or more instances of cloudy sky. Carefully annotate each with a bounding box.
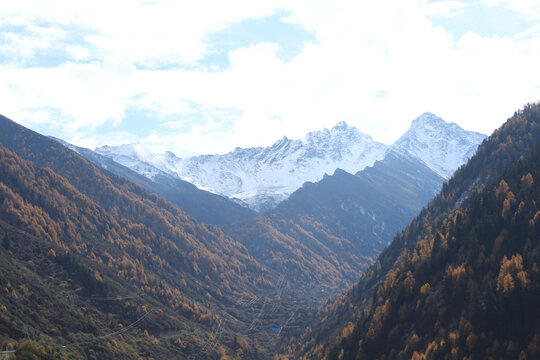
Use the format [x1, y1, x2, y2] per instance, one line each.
[1, 0, 540, 157]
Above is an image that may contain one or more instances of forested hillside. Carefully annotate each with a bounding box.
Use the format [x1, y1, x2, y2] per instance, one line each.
[0, 145, 276, 359]
[0, 115, 292, 359]
[323, 144, 540, 360]
[225, 151, 444, 287]
[280, 103, 540, 359]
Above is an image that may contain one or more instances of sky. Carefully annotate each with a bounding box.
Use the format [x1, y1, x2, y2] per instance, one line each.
[1, 0, 540, 157]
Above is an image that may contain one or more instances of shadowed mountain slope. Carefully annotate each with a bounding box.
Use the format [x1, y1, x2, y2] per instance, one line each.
[225, 151, 444, 287]
[282, 103, 540, 359]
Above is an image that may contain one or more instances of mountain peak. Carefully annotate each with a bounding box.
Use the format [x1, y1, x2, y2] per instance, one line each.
[393, 113, 486, 178]
[95, 143, 173, 179]
[277, 135, 290, 143]
[304, 121, 370, 144]
[97, 143, 152, 160]
[410, 112, 446, 128]
[164, 150, 177, 158]
[332, 121, 349, 131]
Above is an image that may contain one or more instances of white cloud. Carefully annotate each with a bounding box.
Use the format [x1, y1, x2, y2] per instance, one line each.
[482, 0, 540, 19]
[1, 0, 285, 65]
[1, 0, 540, 157]
[0, 24, 66, 64]
[422, 1, 468, 18]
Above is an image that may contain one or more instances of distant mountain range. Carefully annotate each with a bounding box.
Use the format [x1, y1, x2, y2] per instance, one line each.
[92, 113, 485, 211]
[54, 137, 257, 226]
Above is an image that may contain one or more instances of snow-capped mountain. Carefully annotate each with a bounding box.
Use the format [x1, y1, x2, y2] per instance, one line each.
[95, 114, 486, 211]
[94, 143, 174, 179]
[96, 122, 387, 211]
[392, 112, 486, 178]
[50, 138, 257, 225]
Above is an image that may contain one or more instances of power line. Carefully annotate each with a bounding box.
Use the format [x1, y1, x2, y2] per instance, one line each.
[61, 309, 154, 349]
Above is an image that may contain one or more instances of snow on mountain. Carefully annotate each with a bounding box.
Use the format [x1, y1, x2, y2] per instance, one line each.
[96, 122, 387, 211]
[392, 113, 486, 178]
[94, 114, 486, 211]
[95, 143, 175, 179]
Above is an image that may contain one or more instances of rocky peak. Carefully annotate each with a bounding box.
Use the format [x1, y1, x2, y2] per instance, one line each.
[393, 113, 486, 178]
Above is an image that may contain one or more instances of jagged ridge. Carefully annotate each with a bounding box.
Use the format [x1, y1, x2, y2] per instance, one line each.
[96, 122, 388, 211]
[94, 114, 485, 212]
